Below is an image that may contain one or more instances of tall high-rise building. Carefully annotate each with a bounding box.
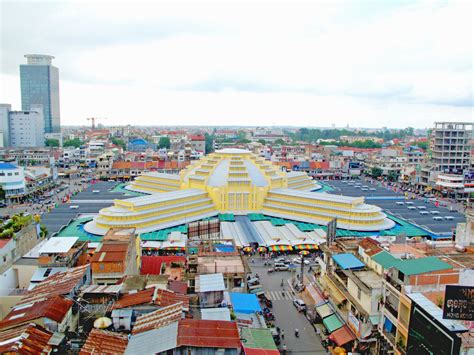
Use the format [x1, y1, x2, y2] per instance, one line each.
[20, 54, 60, 133]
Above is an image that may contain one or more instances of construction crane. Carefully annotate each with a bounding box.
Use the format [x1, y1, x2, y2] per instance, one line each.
[86, 117, 107, 130]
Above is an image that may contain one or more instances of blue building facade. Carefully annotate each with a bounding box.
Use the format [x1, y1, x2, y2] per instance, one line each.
[20, 54, 61, 133]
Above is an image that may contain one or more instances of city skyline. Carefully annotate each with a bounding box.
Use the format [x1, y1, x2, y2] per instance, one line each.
[0, 0, 472, 128]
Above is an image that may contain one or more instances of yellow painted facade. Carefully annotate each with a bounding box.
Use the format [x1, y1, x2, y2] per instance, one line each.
[85, 149, 395, 235]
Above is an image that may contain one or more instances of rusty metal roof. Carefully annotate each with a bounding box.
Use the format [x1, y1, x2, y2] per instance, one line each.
[0, 296, 73, 330]
[177, 319, 241, 349]
[20, 264, 90, 304]
[79, 328, 128, 355]
[132, 302, 184, 335]
[155, 289, 190, 311]
[112, 287, 156, 310]
[0, 323, 54, 354]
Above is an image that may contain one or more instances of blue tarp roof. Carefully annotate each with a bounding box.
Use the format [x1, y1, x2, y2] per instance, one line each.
[0, 162, 17, 170]
[230, 293, 261, 314]
[332, 253, 365, 270]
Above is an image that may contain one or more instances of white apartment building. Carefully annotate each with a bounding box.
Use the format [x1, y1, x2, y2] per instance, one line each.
[0, 162, 26, 201]
[9, 107, 45, 148]
[0, 104, 45, 148]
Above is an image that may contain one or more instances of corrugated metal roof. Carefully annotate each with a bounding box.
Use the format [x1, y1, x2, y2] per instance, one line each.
[156, 289, 190, 310]
[177, 319, 240, 349]
[79, 329, 128, 355]
[38, 237, 79, 254]
[0, 323, 53, 354]
[132, 302, 184, 334]
[126, 322, 178, 355]
[392, 256, 453, 276]
[332, 253, 365, 270]
[140, 256, 186, 275]
[371, 250, 400, 269]
[240, 328, 278, 351]
[201, 308, 231, 321]
[80, 284, 122, 295]
[0, 296, 73, 330]
[112, 287, 156, 310]
[196, 273, 226, 293]
[21, 264, 90, 304]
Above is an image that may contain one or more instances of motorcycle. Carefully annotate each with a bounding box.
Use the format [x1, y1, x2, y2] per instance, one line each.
[295, 329, 299, 338]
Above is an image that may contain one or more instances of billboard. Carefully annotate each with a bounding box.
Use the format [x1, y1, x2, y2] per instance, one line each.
[407, 303, 461, 355]
[443, 285, 474, 321]
[326, 218, 337, 246]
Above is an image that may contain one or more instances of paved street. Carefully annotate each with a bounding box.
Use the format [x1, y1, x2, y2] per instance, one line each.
[248, 257, 326, 354]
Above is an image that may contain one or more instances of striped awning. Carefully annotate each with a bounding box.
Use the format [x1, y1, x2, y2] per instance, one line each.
[163, 246, 185, 251]
[294, 244, 318, 250]
[269, 245, 293, 252]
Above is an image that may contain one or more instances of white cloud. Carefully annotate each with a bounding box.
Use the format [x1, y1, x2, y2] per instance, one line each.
[0, 0, 472, 128]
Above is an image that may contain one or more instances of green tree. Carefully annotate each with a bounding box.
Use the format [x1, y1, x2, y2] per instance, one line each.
[257, 139, 266, 145]
[63, 138, 83, 148]
[237, 139, 251, 144]
[40, 224, 48, 239]
[274, 138, 286, 145]
[158, 136, 171, 149]
[371, 167, 383, 179]
[111, 137, 126, 150]
[415, 141, 428, 150]
[387, 170, 399, 182]
[45, 138, 59, 147]
[204, 133, 215, 154]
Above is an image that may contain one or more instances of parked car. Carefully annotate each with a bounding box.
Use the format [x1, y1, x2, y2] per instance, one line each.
[293, 299, 306, 312]
[274, 263, 290, 271]
[292, 257, 310, 265]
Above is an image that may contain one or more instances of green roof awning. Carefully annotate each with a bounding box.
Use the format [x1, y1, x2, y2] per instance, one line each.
[323, 314, 344, 333]
[372, 250, 400, 269]
[240, 328, 278, 350]
[393, 256, 453, 276]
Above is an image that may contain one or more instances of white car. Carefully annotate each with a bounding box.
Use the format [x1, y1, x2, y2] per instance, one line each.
[292, 257, 310, 265]
[293, 299, 307, 312]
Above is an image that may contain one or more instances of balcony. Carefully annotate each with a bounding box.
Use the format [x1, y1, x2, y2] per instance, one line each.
[382, 330, 396, 346]
[385, 301, 399, 319]
[384, 274, 402, 292]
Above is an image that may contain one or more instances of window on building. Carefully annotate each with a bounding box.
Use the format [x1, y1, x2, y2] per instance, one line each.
[99, 264, 105, 270]
[398, 270, 405, 282]
[357, 287, 361, 300]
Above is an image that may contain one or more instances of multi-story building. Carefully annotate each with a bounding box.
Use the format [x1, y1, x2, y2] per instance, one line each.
[0, 104, 11, 147]
[430, 122, 472, 174]
[90, 228, 139, 285]
[0, 148, 56, 166]
[20, 54, 61, 133]
[418, 122, 473, 199]
[0, 162, 25, 202]
[0, 104, 45, 148]
[8, 106, 45, 148]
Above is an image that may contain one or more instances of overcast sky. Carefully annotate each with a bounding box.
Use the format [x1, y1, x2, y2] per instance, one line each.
[0, 0, 472, 128]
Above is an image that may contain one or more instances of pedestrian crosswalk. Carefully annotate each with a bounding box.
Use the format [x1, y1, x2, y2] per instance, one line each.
[266, 290, 293, 301]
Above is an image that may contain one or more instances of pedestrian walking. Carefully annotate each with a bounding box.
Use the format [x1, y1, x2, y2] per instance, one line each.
[282, 344, 287, 354]
[281, 330, 285, 339]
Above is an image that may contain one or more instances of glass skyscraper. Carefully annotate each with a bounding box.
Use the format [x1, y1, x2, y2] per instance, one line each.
[20, 54, 60, 133]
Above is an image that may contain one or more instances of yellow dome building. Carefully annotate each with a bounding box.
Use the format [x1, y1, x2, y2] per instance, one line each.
[84, 149, 395, 235]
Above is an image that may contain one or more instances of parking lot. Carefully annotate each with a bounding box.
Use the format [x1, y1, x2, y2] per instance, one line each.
[324, 180, 465, 236]
[41, 181, 133, 237]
